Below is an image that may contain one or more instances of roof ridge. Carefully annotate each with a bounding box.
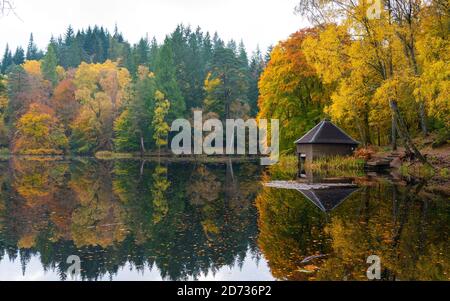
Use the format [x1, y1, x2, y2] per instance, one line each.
[293, 121, 323, 144]
[310, 120, 326, 143]
[295, 120, 359, 145]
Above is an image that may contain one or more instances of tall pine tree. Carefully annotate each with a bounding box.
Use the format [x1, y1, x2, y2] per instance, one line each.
[42, 44, 58, 86]
[12, 47, 25, 66]
[26, 33, 41, 60]
[1, 45, 13, 74]
[154, 38, 185, 121]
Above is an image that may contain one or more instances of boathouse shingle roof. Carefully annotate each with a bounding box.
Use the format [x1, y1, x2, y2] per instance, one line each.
[295, 120, 359, 145]
[297, 187, 360, 212]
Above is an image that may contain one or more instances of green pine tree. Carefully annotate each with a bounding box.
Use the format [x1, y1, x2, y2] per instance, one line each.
[26, 33, 41, 60]
[154, 39, 185, 121]
[12, 47, 25, 66]
[1, 45, 13, 74]
[42, 44, 58, 86]
[203, 45, 249, 119]
[115, 66, 157, 153]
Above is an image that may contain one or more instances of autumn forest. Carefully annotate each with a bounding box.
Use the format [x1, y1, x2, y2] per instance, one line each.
[0, 0, 449, 282]
[0, 1, 447, 157]
[0, 24, 266, 155]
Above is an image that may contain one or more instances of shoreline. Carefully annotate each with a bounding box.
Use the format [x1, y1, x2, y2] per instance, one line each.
[0, 153, 265, 163]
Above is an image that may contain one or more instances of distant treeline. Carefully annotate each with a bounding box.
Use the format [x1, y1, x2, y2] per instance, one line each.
[2, 0, 447, 157]
[0, 24, 268, 154]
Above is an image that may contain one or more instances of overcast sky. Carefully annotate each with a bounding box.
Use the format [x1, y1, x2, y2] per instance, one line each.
[0, 0, 309, 55]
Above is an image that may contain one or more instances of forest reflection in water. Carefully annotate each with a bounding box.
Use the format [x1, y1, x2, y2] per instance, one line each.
[0, 158, 448, 280]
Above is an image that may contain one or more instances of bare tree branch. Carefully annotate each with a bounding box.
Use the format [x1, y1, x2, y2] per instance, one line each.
[0, 0, 22, 21]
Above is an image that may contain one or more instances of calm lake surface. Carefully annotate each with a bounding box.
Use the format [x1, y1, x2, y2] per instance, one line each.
[0, 158, 448, 280]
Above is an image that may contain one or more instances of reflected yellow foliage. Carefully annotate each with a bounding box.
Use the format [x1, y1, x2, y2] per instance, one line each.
[69, 162, 128, 248]
[257, 181, 450, 280]
[151, 165, 170, 224]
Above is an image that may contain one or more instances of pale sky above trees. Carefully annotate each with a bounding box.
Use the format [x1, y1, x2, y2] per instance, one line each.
[0, 0, 308, 53]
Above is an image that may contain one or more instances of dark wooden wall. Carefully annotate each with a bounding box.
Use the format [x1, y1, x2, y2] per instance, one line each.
[296, 143, 356, 163]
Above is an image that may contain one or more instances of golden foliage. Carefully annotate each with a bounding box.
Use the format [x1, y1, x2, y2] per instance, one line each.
[22, 60, 42, 76]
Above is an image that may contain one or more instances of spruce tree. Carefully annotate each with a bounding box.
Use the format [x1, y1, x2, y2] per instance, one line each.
[1, 45, 13, 74]
[115, 67, 157, 152]
[202, 32, 213, 66]
[12, 47, 25, 66]
[26, 33, 40, 60]
[248, 47, 265, 116]
[134, 37, 149, 67]
[148, 37, 159, 70]
[65, 26, 75, 45]
[60, 26, 79, 67]
[204, 45, 249, 119]
[42, 44, 58, 86]
[154, 39, 185, 121]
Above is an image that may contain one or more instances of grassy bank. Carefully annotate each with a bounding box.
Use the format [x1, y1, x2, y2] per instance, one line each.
[306, 156, 366, 172]
[94, 151, 134, 160]
[267, 155, 299, 179]
[268, 155, 366, 179]
[93, 151, 262, 163]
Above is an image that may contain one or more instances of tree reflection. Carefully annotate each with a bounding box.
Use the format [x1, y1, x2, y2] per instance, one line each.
[69, 160, 128, 248]
[256, 180, 450, 280]
[0, 158, 263, 280]
[1, 158, 447, 281]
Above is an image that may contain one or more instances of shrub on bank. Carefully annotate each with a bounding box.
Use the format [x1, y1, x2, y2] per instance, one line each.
[95, 151, 133, 160]
[15, 148, 64, 156]
[306, 156, 366, 171]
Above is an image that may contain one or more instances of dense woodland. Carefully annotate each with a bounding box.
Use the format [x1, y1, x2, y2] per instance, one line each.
[0, 24, 266, 154]
[258, 0, 449, 154]
[0, 0, 448, 157]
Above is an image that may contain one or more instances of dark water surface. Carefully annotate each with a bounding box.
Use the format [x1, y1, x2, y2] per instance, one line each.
[0, 158, 448, 280]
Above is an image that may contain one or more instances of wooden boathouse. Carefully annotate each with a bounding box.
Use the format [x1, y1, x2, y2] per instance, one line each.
[295, 119, 359, 168]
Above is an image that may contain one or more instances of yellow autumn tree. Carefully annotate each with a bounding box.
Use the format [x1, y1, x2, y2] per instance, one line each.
[152, 90, 171, 154]
[71, 61, 131, 153]
[12, 103, 68, 155]
[298, 0, 447, 153]
[22, 60, 42, 77]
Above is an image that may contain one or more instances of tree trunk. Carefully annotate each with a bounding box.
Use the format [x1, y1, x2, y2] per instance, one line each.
[140, 160, 146, 176]
[140, 135, 146, 155]
[377, 126, 381, 147]
[364, 107, 372, 145]
[389, 100, 429, 165]
[419, 101, 428, 136]
[391, 114, 397, 151]
[393, 116, 413, 155]
[356, 120, 366, 147]
[408, 37, 428, 137]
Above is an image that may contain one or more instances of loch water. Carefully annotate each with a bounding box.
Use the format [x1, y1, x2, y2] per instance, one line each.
[0, 158, 448, 280]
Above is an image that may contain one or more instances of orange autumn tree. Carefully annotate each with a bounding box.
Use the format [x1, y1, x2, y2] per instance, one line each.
[12, 103, 68, 155]
[51, 78, 80, 135]
[257, 29, 329, 152]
